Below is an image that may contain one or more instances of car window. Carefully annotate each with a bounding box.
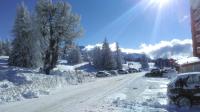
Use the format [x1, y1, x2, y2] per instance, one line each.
[187, 74, 200, 84]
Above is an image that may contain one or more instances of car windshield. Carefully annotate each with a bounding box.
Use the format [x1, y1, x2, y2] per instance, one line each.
[1, 0, 200, 112]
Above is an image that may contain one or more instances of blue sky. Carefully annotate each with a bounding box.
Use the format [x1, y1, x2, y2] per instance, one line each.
[0, 0, 191, 49]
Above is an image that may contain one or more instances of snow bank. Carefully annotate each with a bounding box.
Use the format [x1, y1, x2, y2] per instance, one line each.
[0, 62, 95, 104]
[101, 78, 172, 112]
[53, 62, 89, 72]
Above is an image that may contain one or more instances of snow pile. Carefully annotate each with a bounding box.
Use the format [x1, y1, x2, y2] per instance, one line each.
[0, 80, 14, 90]
[100, 78, 173, 112]
[0, 72, 63, 103]
[53, 62, 89, 72]
[0, 64, 95, 104]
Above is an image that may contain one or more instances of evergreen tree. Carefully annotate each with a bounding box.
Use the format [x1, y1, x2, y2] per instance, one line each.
[35, 0, 82, 74]
[92, 47, 102, 69]
[0, 39, 11, 56]
[115, 42, 122, 69]
[140, 54, 149, 70]
[0, 41, 3, 55]
[101, 38, 116, 70]
[9, 3, 39, 67]
[69, 46, 82, 65]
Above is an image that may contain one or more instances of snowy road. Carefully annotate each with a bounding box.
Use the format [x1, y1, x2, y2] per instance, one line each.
[0, 73, 144, 112]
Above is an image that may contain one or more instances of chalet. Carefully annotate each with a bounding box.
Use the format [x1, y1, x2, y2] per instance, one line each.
[178, 57, 200, 73]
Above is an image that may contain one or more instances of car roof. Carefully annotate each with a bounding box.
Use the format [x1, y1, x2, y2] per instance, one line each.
[98, 71, 106, 73]
[178, 72, 200, 77]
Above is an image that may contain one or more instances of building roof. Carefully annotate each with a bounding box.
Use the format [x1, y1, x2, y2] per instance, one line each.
[177, 57, 200, 65]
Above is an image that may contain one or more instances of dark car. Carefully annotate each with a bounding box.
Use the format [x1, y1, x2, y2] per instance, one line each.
[96, 71, 110, 77]
[108, 70, 118, 76]
[151, 68, 160, 73]
[167, 72, 200, 108]
[145, 68, 163, 77]
[118, 69, 128, 74]
[128, 68, 138, 73]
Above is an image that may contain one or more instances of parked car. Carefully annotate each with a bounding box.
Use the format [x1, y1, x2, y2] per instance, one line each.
[161, 68, 177, 78]
[108, 70, 118, 76]
[96, 71, 110, 77]
[128, 68, 138, 73]
[162, 68, 177, 74]
[167, 72, 200, 108]
[118, 69, 129, 74]
[145, 68, 163, 77]
[151, 68, 160, 73]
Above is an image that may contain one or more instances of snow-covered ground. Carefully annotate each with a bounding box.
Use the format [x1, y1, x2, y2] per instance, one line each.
[89, 76, 200, 112]
[0, 57, 95, 104]
[1, 70, 200, 112]
[1, 56, 200, 112]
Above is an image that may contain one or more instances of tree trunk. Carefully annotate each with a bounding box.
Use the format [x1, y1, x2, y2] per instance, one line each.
[43, 38, 59, 75]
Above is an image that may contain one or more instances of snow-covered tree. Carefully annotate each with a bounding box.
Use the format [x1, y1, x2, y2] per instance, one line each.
[140, 54, 149, 70]
[35, 0, 82, 74]
[9, 3, 40, 67]
[0, 39, 11, 56]
[92, 47, 102, 69]
[67, 46, 82, 65]
[101, 39, 116, 70]
[115, 42, 122, 69]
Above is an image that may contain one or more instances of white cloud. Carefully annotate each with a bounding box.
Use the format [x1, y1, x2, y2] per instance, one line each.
[84, 39, 193, 59]
[142, 39, 193, 59]
[179, 15, 189, 23]
[84, 43, 117, 51]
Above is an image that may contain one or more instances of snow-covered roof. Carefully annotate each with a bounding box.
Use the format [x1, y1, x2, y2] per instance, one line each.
[176, 57, 200, 65]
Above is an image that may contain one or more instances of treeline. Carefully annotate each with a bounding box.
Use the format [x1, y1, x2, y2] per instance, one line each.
[8, 0, 82, 74]
[91, 39, 123, 70]
[61, 42, 82, 65]
[0, 39, 11, 56]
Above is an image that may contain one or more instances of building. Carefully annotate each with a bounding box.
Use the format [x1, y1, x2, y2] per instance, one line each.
[191, 0, 200, 57]
[179, 0, 200, 73]
[154, 58, 177, 69]
[177, 57, 200, 73]
[179, 62, 200, 73]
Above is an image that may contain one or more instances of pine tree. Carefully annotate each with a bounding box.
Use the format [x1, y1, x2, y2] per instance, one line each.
[140, 54, 149, 70]
[35, 0, 82, 74]
[2, 39, 12, 56]
[115, 42, 122, 69]
[0, 41, 3, 55]
[9, 3, 40, 68]
[92, 47, 102, 69]
[101, 38, 116, 70]
[68, 46, 82, 65]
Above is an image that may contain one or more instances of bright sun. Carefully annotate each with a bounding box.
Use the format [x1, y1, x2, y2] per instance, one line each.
[150, 0, 170, 7]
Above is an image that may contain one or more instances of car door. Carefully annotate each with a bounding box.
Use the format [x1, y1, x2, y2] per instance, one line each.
[193, 74, 200, 101]
[187, 74, 200, 101]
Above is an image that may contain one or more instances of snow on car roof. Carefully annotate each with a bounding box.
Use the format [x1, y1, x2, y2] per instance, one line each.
[178, 72, 200, 77]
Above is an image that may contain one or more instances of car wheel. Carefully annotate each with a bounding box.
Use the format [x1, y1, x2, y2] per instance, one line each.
[177, 97, 191, 109]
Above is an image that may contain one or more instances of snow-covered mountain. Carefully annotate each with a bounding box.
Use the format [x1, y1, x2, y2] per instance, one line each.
[83, 39, 193, 60]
